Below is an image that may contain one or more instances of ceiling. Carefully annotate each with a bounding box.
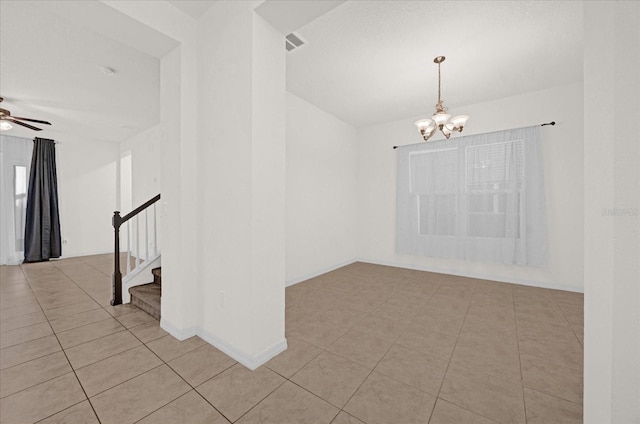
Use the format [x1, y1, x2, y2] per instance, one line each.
[0, 0, 583, 144]
[0, 0, 165, 143]
[166, 0, 217, 19]
[287, 0, 583, 127]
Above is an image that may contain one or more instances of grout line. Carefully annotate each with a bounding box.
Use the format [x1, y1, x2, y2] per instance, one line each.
[512, 285, 529, 424]
[425, 280, 477, 424]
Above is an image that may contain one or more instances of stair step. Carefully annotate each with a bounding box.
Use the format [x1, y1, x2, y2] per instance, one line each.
[129, 283, 161, 320]
[152, 267, 161, 286]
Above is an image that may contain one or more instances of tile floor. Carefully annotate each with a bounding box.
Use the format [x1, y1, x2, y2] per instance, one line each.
[0, 255, 583, 423]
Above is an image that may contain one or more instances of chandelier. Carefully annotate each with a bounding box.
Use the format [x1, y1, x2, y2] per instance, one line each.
[414, 56, 469, 142]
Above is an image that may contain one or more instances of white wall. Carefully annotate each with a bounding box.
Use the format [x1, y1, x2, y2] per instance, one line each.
[357, 82, 584, 291]
[286, 92, 358, 284]
[56, 136, 119, 258]
[584, 2, 640, 422]
[195, 1, 287, 368]
[121, 124, 161, 208]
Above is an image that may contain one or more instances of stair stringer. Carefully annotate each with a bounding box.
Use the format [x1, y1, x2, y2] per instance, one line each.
[122, 254, 161, 304]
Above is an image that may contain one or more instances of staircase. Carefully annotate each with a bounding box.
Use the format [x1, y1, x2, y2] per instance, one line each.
[129, 267, 161, 320]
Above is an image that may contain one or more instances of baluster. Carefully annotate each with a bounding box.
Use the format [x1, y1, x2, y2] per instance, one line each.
[126, 221, 131, 275]
[135, 215, 140, 268]
[153, 203, 158, 256]
[145, 209, 149, 260]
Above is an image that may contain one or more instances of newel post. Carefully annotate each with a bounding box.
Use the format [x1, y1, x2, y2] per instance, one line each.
[111, 211, 123, 306]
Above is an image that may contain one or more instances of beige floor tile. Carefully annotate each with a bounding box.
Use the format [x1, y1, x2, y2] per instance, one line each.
[0, 372, 86, 424]
[550, 290, 583, 307]
[197, 363, 285, 422]
[429, 399, 499, 424]
[56, 318, 125, 349]
[65, 330, 141, 369]
[116, 309, 158, 328]
[236, 381, 338, 424]
[266, 336, 322, 378]
[104, 303, 140, 317]
[43, 300, 102, 321]
[341, 294, 384, 313]
[517, 337, 583, 371]
[38, 293, 96, 311]
[313, 306, 368, 328]
[0, 351, 71, 398]
[288, 319, 350, 348]
[396, 325, 458, 359]
[0, 310, 47, 333]
[137, 390, 230, 424]
[168, 344, 236, 386]
[76, 345, 162, 397]
[370, 301, 419, 323]
[37, 400, 99, 424]
[0, 303, 42, 321]
[524, 388, 582, 424]
[0, 292, 39, 310]
[344, 371, 436, 424]
[352, 314, 406, 343]
[450, 333, 521, 383]
[520, 353, 583, 404]
[291, 351, 370, 408]
[49, 308, 111, 333]
[515, 303, 569, 326]
[331, 411, 366, 424]
[128, 321, 169, 343]
[413, 310, 466, 334]
[90, 365, 190, 424]
[439, 364, 526, 424]
[0, 334, 61, 370]
[375, 344, 448, 395]
[327, 329, 393, 369]
[517, 318, 579, 345]
[146, 334, 206, 362]
[0, 322, 53, 349]
[385, 290, 430, 310]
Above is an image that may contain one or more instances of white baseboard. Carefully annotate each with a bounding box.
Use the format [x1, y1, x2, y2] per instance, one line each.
[160, 318, 288, 370]
[197, 329, 288, 370]
[160, 318, 197, 340]
[356, 257, 584, 293]
[286, 258, 358, 287]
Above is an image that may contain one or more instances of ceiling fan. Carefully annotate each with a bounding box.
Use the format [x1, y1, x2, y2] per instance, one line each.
[0, 96, 52, 131]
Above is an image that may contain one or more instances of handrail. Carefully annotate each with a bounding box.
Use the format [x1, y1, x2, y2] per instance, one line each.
[111, 194, 161, 306]
[118, 194, 161, 225]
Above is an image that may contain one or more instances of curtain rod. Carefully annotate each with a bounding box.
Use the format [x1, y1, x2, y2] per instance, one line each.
[392, 121, 555, 150]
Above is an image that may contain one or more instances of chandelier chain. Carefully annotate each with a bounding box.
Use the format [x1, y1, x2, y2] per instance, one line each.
[437, 62, 441, 104]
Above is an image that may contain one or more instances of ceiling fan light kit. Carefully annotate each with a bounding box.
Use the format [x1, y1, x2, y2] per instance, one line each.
[0, 96, 52, 131]
[414, 56, 469, 142]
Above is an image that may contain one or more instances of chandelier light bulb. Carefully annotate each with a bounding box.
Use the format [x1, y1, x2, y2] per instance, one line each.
[415, 56, 469, 141]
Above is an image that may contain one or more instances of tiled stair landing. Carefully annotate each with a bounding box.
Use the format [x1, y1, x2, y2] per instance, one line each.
[129, 267, 161, 320]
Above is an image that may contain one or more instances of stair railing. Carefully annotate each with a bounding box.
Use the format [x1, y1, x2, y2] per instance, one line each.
[111, 194, 161, 306]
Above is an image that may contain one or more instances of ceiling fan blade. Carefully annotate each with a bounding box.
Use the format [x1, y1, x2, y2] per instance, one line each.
[8, 118, 43, 131]
[11, 116, 51, 125]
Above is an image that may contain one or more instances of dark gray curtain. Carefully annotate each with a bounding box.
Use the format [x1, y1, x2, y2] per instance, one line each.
[24, 138, 61, 262]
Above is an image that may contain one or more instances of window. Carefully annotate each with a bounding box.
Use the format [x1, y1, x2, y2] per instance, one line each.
[465, 141, 523, 238]
[396, 127, 548, 266]
[14, 165, 27, 251]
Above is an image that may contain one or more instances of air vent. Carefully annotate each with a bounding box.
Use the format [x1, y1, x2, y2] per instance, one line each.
[285, 32, 306, 52]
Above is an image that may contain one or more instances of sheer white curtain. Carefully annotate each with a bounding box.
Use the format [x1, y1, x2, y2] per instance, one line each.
[0, 135, 33, 265]
[396, 126, 549, 266]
